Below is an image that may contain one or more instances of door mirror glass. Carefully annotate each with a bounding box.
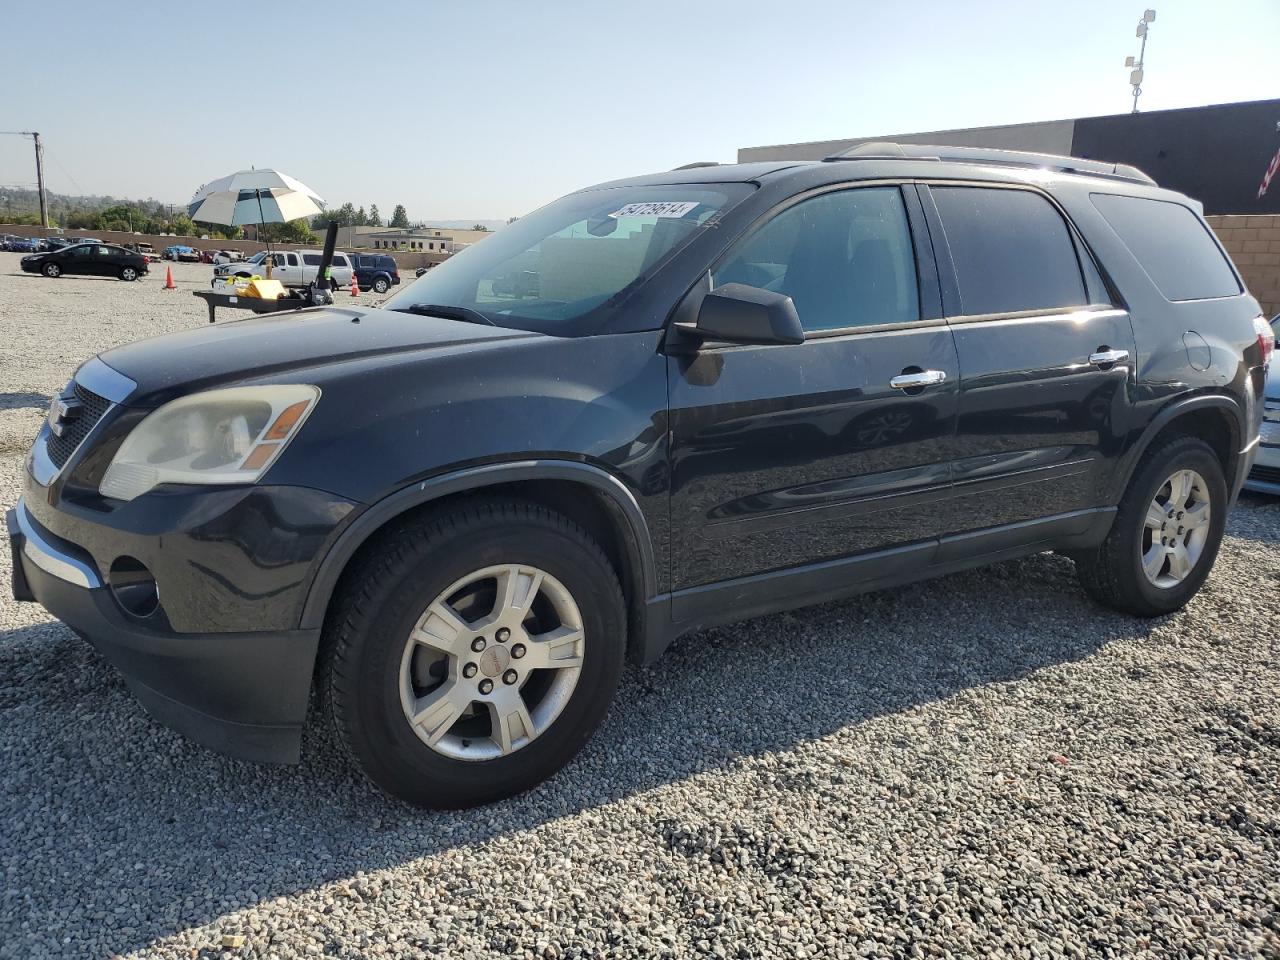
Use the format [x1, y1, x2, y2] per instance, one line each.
[695, 283, 804, 346]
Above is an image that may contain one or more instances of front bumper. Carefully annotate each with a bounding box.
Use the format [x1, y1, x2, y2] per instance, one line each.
[9, 502, 322, 763]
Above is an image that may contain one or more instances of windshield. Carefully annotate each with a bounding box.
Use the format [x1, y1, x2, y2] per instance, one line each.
[382, 183, 750, 335]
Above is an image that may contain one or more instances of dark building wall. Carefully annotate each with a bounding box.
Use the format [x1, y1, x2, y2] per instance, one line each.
[739, 99, 1280, 216]
[1069, 99, 1280, 215]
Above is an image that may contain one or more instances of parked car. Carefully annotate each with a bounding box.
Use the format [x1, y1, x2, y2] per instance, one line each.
[68, 236, 101, 245]
[45, 237, 71, 251]
[0, 235, 19, 251]
[213, 248, 353, 288]
[7, 236, 42, 253]
[19, 241, 149, 281]
[162, 245, 200, 262]
[1243, 314, 1280, 495]
[351, 252, 400, 293]
[200, 249, 218, 264]
[7, 145, 1271, 808]
[211, 250, 244, 266]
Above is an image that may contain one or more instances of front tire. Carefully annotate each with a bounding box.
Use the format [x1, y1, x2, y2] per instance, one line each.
[42, 262, 60, 278]
[1074, 435, 1227, 616]
[324, 499, 626, 808]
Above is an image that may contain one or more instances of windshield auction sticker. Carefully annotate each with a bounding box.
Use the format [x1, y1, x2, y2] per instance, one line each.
[609, 201, 700, 219]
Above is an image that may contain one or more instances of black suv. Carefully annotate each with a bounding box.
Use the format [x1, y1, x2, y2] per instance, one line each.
[8, 145, 1271, 808]
[351, 252, 400, 294]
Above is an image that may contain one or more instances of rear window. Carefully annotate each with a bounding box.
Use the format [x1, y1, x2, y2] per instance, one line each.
[931, 186, 1088, 316]
[1090, 194, 1240, 302]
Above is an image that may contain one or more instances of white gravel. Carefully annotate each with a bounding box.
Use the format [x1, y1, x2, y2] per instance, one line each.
[1, 251, 1279, 959]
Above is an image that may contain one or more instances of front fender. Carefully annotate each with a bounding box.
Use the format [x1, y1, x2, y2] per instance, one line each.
[297, 459, 658, 631]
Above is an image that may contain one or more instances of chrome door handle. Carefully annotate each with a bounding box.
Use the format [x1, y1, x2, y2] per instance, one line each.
[889, 370, 947, 390]
[1089, 348, 1129, 367]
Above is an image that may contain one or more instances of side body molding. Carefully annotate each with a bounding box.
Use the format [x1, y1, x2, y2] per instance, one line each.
[299, 459, 658, 632]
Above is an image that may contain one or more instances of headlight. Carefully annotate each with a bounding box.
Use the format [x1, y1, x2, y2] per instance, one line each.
[99, 385, 319, 501]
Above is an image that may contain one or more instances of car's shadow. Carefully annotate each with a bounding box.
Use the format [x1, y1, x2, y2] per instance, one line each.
[0, 391, 49, 411]
[0, 552, 1160, 955]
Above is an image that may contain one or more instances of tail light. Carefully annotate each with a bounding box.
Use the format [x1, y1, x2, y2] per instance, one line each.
[1254, 315, 1275, 366]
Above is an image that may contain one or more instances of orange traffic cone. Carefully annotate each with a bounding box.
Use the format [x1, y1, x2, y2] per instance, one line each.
[163, 266, 176, 290]
[350, 271, 360, 297]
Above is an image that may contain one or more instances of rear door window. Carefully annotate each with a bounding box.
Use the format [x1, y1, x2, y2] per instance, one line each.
[1090, 193, 1241, 302]
[931, 186, 1088, 316]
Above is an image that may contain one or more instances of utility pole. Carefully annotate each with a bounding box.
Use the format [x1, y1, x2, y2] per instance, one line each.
[1125, 10, 1156, 114]
[32, 132, 48, 228]
[0, 130, 50, 227]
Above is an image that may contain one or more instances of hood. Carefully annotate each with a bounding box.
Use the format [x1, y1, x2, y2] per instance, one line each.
[96, 305, 539, 405]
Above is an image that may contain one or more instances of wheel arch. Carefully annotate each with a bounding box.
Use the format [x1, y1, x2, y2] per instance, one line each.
[299, 460, 657, 659]
[1108, 394, 1245, 503]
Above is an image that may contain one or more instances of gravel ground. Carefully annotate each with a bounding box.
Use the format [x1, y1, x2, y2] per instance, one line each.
[1, 251, 1279, 959]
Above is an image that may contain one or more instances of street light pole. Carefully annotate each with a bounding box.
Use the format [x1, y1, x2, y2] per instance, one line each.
[1126, 9, 1156, 114]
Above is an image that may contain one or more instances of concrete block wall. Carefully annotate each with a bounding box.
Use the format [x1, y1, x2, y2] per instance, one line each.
[1205, 215, 1280, 319]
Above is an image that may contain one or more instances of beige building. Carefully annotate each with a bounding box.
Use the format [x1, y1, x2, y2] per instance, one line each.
[325, 225, 495, 253]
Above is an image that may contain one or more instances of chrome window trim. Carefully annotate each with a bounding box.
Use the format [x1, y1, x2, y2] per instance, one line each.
[945, 305, 1130, 327]
[15, 499, 102, 589]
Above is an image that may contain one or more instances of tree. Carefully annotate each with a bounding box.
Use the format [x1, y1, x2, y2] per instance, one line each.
[368, 204, 382, 227]
[355, 206, 368, 226]
[506, 216, 520, 224]
[389, 204, 409, 228]
[168, 214, 197, 236]
[259, 218, 317, 244]
[470, 224, 491, 232]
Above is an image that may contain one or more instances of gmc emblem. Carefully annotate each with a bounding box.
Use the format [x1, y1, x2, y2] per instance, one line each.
[47, 394, 83, 438]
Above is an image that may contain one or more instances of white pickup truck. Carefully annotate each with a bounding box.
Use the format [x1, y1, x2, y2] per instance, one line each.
[212, 249, 354, 288]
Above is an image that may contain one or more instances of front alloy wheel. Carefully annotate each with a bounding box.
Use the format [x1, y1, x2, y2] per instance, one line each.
[401, 564, 585, 759]
[324, 499, 625, 808]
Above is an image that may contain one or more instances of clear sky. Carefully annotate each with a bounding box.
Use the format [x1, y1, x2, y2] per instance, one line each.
[3, 0, 1278, 223]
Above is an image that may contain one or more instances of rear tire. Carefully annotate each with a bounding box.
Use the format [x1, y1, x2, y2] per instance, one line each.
[373, 276, 390, 294]
[323, 499, 626, 808]
[1074, 435, 1227, 616]
[119, 266, 138, 281]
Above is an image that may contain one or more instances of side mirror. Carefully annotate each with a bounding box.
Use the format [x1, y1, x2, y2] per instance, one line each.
[695, 283, 804, 346]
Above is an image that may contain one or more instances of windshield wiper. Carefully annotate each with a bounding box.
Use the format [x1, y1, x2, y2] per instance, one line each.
[390, 303, 497, 326]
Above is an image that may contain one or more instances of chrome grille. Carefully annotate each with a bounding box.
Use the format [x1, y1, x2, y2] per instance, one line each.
[45, 383, 111, 469]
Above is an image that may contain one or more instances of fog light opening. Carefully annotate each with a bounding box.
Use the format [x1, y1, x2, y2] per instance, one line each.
[108, 556, 160, 619]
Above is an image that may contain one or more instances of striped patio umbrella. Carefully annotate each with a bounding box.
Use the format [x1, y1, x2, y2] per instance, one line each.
[187, 169, 325, 227]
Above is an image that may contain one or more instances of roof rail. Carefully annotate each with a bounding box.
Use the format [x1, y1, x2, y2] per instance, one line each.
[671, 161, 720, 170]
[824, 141, 1156, 186]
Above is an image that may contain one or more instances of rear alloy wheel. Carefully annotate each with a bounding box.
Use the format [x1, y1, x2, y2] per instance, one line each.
[119, 266, 138, 282]
[373, 276, 390, 294]
[42, 262, 60, 278]
[1074, 435, 1226, 616]
[324, 499, 625, 808]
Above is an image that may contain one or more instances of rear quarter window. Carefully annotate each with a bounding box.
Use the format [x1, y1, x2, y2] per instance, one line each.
[1090, 193, 1241, 302]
